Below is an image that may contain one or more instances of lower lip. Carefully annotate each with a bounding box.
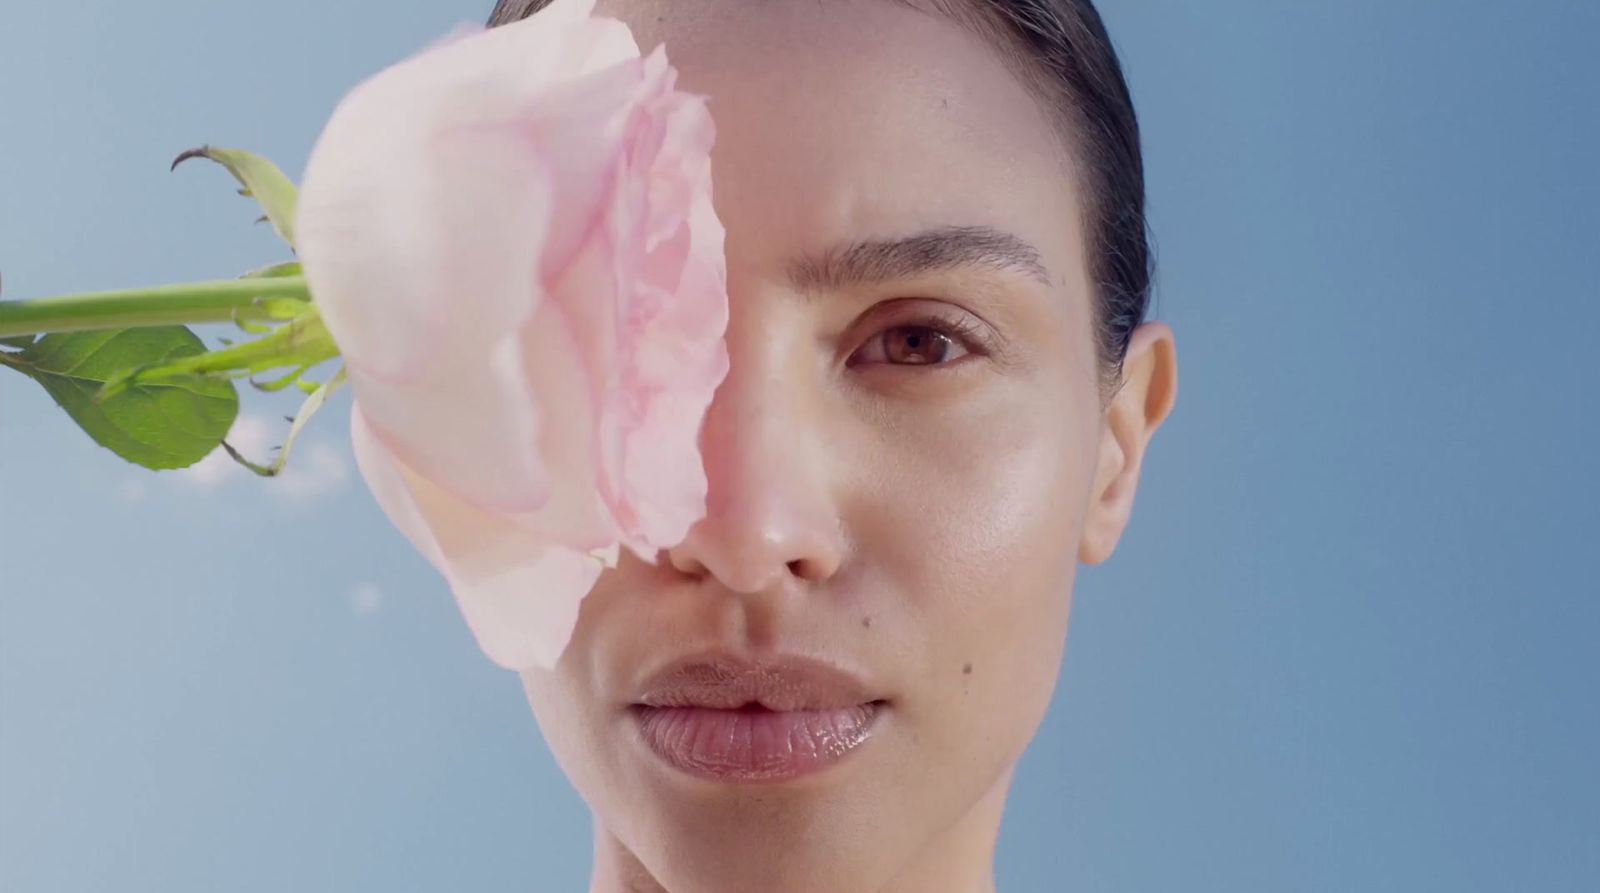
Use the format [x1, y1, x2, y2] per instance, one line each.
[630, 702, 884, 783]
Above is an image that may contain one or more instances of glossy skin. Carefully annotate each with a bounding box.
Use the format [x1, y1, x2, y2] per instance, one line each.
[518, 2, 1178, 891]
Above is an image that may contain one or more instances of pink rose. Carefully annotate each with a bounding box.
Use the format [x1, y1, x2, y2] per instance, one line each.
[293, 0, 730, 671]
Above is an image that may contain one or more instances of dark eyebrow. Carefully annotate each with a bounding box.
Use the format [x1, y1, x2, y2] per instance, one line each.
[786, 224, 1054, 294]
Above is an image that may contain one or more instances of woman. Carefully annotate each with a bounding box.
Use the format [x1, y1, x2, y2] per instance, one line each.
[491, 1, 1179, 890]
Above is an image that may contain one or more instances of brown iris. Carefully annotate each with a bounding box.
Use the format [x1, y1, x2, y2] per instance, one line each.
[881, 326, 955, 365]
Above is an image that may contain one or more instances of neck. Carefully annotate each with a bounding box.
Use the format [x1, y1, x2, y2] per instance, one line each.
[587, 766, 1012, 893]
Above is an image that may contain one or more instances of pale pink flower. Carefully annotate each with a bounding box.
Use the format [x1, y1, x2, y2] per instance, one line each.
[293, 0, 729, 671]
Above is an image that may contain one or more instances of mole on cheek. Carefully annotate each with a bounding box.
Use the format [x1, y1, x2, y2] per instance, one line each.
[862, 616, 872, 629]
[963, 663, 973, 675]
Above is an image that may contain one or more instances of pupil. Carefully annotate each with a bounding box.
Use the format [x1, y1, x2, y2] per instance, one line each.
[890, 327, 948, 364]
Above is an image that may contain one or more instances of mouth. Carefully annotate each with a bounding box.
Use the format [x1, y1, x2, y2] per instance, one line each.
[628, 700, 889, 783]
[627, 651, 889, 783]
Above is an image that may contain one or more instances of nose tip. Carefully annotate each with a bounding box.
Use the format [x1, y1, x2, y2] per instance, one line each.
[665, 516, 843, 594]
[661, 392, 847, 594]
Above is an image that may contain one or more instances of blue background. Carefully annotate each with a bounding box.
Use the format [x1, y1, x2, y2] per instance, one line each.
[2, 2, 1596, 891]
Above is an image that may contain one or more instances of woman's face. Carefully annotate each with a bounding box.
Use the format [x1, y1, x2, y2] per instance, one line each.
[520, 2, 1157, 890]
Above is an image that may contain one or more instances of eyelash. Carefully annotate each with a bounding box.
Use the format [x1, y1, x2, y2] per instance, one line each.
[847, 312, 992, 369]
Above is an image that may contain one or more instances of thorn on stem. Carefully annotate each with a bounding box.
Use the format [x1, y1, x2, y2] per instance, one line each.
[170, 146, 212, 172]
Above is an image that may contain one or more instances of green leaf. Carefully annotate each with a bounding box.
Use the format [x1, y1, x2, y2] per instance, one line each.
[240, 261, 302, 279]
[172, 146, 299, 250]
[12, 328, 240, 470]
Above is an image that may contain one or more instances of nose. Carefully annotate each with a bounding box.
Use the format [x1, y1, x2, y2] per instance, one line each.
[665, 326, 846, 594]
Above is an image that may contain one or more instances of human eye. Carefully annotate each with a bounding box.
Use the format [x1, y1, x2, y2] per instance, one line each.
[845, 305, 992, 369]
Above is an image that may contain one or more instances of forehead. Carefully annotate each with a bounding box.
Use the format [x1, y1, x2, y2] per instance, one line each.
[594, 0, 1086, 292]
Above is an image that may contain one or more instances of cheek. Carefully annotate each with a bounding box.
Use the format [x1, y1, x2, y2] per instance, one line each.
[518, 657, 618, 805]
[847, 380, 1091, 697]
[518, 670, 581, 765]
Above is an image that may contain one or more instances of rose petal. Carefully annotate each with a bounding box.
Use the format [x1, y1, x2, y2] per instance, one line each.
[605, 196, 730, 551]
[304, 3, 732, 672]
[344, 333, 552, 514]
[296, 3, 643, 384]
[443, 539, 602, 672]
[350, 405, 603, 671]
[296, 13, 666, 513]
[348, 404, 447, 571]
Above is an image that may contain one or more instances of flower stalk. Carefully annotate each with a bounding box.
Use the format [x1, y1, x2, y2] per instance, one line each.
[0, 276, 311, 338]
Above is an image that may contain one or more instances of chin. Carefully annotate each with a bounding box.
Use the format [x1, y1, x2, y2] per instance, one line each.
[597, 712, 916, 893]
[631, 812, 897, 893]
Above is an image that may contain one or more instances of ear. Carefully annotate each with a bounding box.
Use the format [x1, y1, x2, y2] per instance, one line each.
[1078, 321, 1178, 565]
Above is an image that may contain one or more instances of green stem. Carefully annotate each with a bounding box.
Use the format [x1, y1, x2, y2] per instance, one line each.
[0, 276, 312, 337]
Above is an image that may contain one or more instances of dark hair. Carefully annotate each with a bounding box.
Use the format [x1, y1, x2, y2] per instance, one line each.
[488, 0, 1151, 405]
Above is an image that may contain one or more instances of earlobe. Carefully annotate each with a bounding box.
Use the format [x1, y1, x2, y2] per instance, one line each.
[1076, 322, 1178, 565]
[1076, 424, 1124, 565]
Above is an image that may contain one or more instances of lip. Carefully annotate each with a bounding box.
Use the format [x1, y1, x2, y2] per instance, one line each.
[633, 651, 881, 711]
[628, 651, 887, 783]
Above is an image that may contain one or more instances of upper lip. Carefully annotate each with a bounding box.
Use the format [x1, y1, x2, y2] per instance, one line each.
[632, 651, 883, 712]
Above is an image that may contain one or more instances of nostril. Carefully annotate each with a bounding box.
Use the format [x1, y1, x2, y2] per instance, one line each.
[665, 546, 709, 580]
[786, 554, 839, 583]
